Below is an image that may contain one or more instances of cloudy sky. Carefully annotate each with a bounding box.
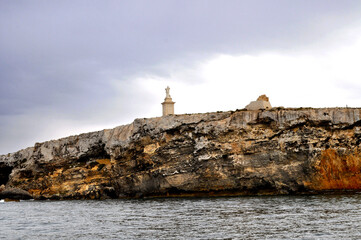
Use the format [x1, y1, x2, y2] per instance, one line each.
[1, 1, 361, 154]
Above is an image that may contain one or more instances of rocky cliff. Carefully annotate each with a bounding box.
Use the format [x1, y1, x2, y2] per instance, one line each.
[1, 108, 361, 200]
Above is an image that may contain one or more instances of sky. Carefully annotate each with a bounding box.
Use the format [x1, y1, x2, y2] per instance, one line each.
[1, 0, 361, 154]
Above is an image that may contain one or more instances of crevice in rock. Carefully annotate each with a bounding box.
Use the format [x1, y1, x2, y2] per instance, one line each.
[78, 143, 110, 162]
[0, 163, 13, 185]
[342, 120, 361, 130]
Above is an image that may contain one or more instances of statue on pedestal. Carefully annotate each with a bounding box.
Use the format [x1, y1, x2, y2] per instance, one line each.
[165, 86, 171, 98]
[162, 86, 175, 116]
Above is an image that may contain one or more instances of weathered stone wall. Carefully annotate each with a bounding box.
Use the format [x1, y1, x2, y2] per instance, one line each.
[1, 108, 361, 199]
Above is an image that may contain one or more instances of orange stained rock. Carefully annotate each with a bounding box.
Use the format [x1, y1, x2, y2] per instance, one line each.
[96, 159, 111, 165]
[311, 149, 361, 190]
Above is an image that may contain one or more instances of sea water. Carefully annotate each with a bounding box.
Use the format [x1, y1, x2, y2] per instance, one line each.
[1, 194, 361, 239]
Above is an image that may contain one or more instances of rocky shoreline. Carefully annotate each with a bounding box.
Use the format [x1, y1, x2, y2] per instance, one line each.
[1, 108, 361, 200]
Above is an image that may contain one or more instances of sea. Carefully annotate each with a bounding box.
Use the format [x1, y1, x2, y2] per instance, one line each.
[1, 194, 361, 240]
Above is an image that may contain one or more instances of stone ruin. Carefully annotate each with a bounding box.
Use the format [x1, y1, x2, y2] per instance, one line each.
[245, 94, 272, 110]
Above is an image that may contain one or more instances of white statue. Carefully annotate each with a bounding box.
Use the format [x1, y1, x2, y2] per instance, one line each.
[162, 86, 175, 116]
[165, 86, 171, 98]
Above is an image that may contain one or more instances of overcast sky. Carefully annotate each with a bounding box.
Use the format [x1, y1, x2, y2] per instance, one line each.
[1, 0, 361, 154]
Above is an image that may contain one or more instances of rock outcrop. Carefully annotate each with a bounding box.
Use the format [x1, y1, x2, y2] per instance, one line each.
[1, 108, 361, 199]
[0, 188, 33, 200]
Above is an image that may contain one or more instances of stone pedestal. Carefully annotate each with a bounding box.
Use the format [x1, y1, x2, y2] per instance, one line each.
[162, 97, 175, 116]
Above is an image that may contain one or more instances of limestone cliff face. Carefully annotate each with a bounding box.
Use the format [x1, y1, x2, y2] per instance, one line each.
[1, 108, 361, 199]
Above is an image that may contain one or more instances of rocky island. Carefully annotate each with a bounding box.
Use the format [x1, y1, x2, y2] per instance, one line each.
[1, 106, 361, 200]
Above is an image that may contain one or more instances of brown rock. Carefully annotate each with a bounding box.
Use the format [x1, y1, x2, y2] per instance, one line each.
[1, 108, 361, 199]
[257, 94, 269, 102]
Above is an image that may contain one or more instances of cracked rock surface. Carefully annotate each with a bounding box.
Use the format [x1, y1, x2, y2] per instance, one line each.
[1, 108, 361, 199]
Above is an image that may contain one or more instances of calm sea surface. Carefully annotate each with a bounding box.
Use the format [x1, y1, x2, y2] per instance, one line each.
[1, 194, 361, 239]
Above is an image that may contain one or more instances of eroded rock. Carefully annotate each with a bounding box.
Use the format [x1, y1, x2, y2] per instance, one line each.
[1, 108, 361, 199]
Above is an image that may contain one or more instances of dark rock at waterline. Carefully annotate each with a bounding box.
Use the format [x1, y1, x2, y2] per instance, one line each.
[0, 188, 33, 200]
